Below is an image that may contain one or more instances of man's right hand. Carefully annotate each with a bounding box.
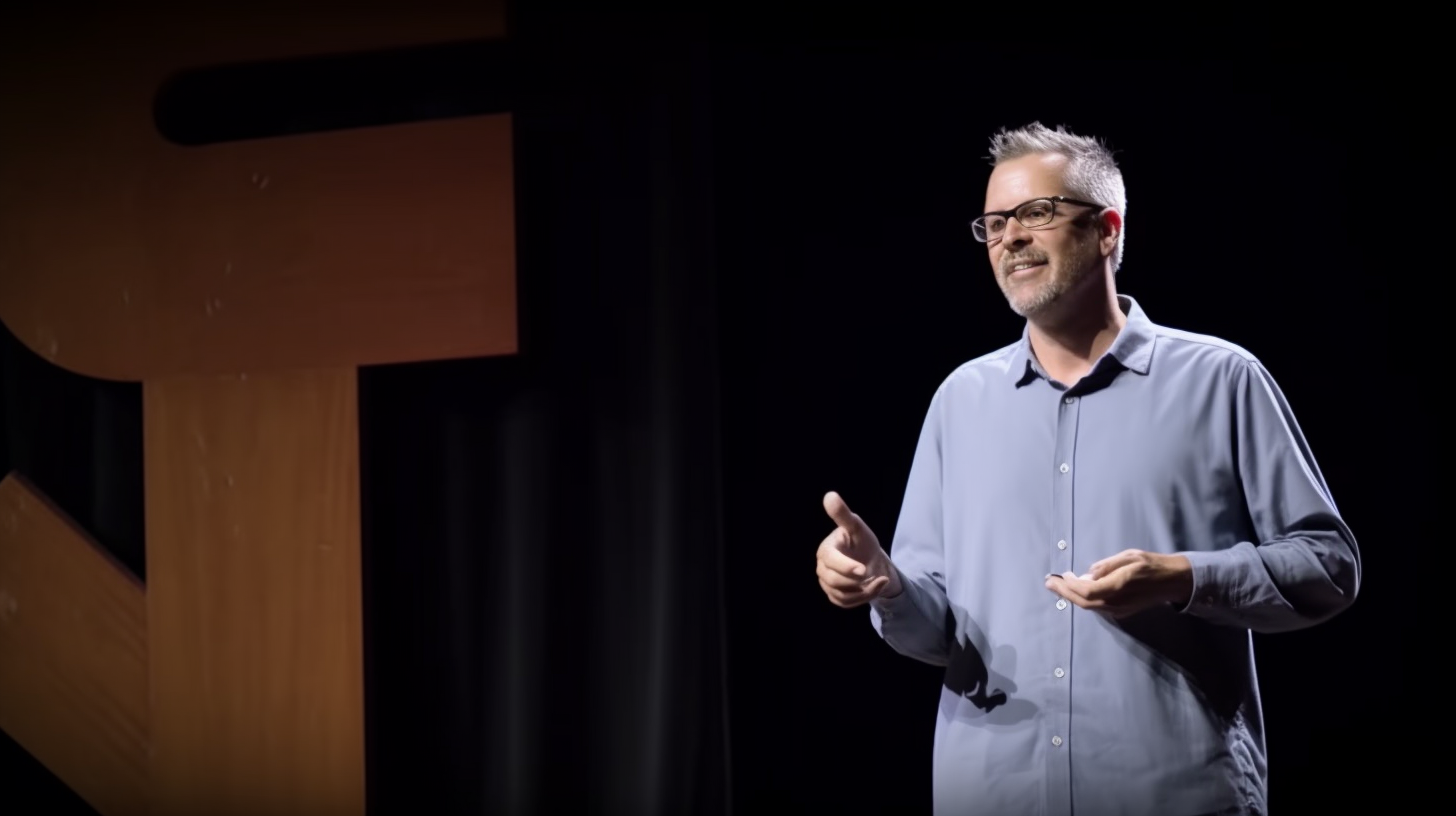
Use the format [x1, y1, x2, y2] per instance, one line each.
[816, 491, 902, 608]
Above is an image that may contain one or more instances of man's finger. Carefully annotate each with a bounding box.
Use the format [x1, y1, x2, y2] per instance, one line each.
[817, 563, 869, 590]
[1059, 571, 1112, 600]
[1047, 574, 1097, 610]
[823, 490, 865, 535]
[819, 544, 867, 578]
[824, 584, 868, 608]
[824, 576, 889, 608]
[1089, 550, 1140, 577]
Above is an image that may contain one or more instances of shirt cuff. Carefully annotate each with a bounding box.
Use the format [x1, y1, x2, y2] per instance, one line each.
[1176, 545, 1257, 617]
[869, 586, 916, 621]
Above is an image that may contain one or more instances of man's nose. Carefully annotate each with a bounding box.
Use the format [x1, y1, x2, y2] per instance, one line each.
[1001, 216, 1033, 247]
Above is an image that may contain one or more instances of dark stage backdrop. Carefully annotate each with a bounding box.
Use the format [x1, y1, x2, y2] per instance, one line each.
[1, 29, 1407, 816]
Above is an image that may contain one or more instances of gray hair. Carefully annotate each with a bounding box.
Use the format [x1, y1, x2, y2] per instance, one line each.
[988, 122, 1127, 272]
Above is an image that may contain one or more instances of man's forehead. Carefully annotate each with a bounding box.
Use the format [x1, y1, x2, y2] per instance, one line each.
[985, 153, 1069, 209]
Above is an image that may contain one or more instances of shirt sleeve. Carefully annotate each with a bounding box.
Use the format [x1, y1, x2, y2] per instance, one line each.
[1178, 357, 1361, 632]
[870, 385, 953, 666]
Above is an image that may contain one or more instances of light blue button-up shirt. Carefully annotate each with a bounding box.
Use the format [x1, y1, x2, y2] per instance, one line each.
[870, 295, 1360, 816]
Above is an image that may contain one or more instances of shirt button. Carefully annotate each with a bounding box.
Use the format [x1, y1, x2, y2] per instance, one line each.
[1059, 463, 1070, 473]
[1054, 667, 1065, 678]
[1052, 736, 1064, 747]
[1056, 539, 1067, 550]
[1056, 599, 1068, 610]
[1063, 396, 1076, 404]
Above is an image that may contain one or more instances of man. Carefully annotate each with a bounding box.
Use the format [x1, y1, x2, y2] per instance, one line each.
[814, 121, 1360, 816]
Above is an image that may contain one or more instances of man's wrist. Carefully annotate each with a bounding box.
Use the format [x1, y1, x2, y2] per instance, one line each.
[879, 559, 904, 599]
[1164, 553, 1194, 606]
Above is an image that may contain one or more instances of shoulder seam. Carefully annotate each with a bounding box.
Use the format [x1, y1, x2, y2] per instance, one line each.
[1153, 326, 1259, 363]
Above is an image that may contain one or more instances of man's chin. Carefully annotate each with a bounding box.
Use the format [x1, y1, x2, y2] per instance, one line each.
[1004, 287, 1053, 318]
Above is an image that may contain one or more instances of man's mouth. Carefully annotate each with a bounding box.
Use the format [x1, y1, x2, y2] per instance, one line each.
[1004, 259, 1047, 278]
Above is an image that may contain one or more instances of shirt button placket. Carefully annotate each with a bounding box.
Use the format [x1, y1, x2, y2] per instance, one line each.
[1048, 388, 1080, 816]
[1053, 395, 1078, 574]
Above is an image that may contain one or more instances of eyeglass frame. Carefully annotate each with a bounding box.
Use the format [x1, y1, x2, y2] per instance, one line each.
[970, 195, 1108, 243]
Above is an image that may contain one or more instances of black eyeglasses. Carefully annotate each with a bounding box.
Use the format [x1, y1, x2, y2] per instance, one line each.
[970, 196, 1106, 242]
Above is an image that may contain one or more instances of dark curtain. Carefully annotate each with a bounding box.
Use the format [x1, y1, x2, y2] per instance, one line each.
[359, 25, 730, 816]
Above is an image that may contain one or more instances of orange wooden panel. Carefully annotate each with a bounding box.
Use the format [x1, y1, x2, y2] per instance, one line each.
[0, 3, 516, 381]
[0, 474, 150, 816]
[144, 368, 364, 815]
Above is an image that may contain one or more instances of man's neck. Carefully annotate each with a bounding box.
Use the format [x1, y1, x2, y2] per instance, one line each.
[1027, 281, 1126, 387]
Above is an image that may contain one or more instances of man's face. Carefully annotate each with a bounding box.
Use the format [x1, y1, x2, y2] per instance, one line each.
[983, 153, 1107, 319]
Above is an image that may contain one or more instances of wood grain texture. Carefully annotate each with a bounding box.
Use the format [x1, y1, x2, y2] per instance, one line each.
[144, 368, 363, 816]
[0, 473, 150, 816]
[0, 2, 516, 381]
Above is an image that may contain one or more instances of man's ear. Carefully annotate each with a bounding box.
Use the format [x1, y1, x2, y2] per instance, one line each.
[1099, 208, 1123, 256]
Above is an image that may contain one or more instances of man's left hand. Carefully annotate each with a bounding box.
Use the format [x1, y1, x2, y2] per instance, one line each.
[1046, 550, 1194, 618]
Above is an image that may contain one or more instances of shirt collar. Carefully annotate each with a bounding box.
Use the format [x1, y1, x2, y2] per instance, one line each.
[1007, 294, 1157, 387]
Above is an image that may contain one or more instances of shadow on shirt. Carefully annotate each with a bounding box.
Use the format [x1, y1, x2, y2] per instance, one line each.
[942, 605, 1037, 726]
[1109, 605, 1254, 723]
[939, 601, 1254, 730]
